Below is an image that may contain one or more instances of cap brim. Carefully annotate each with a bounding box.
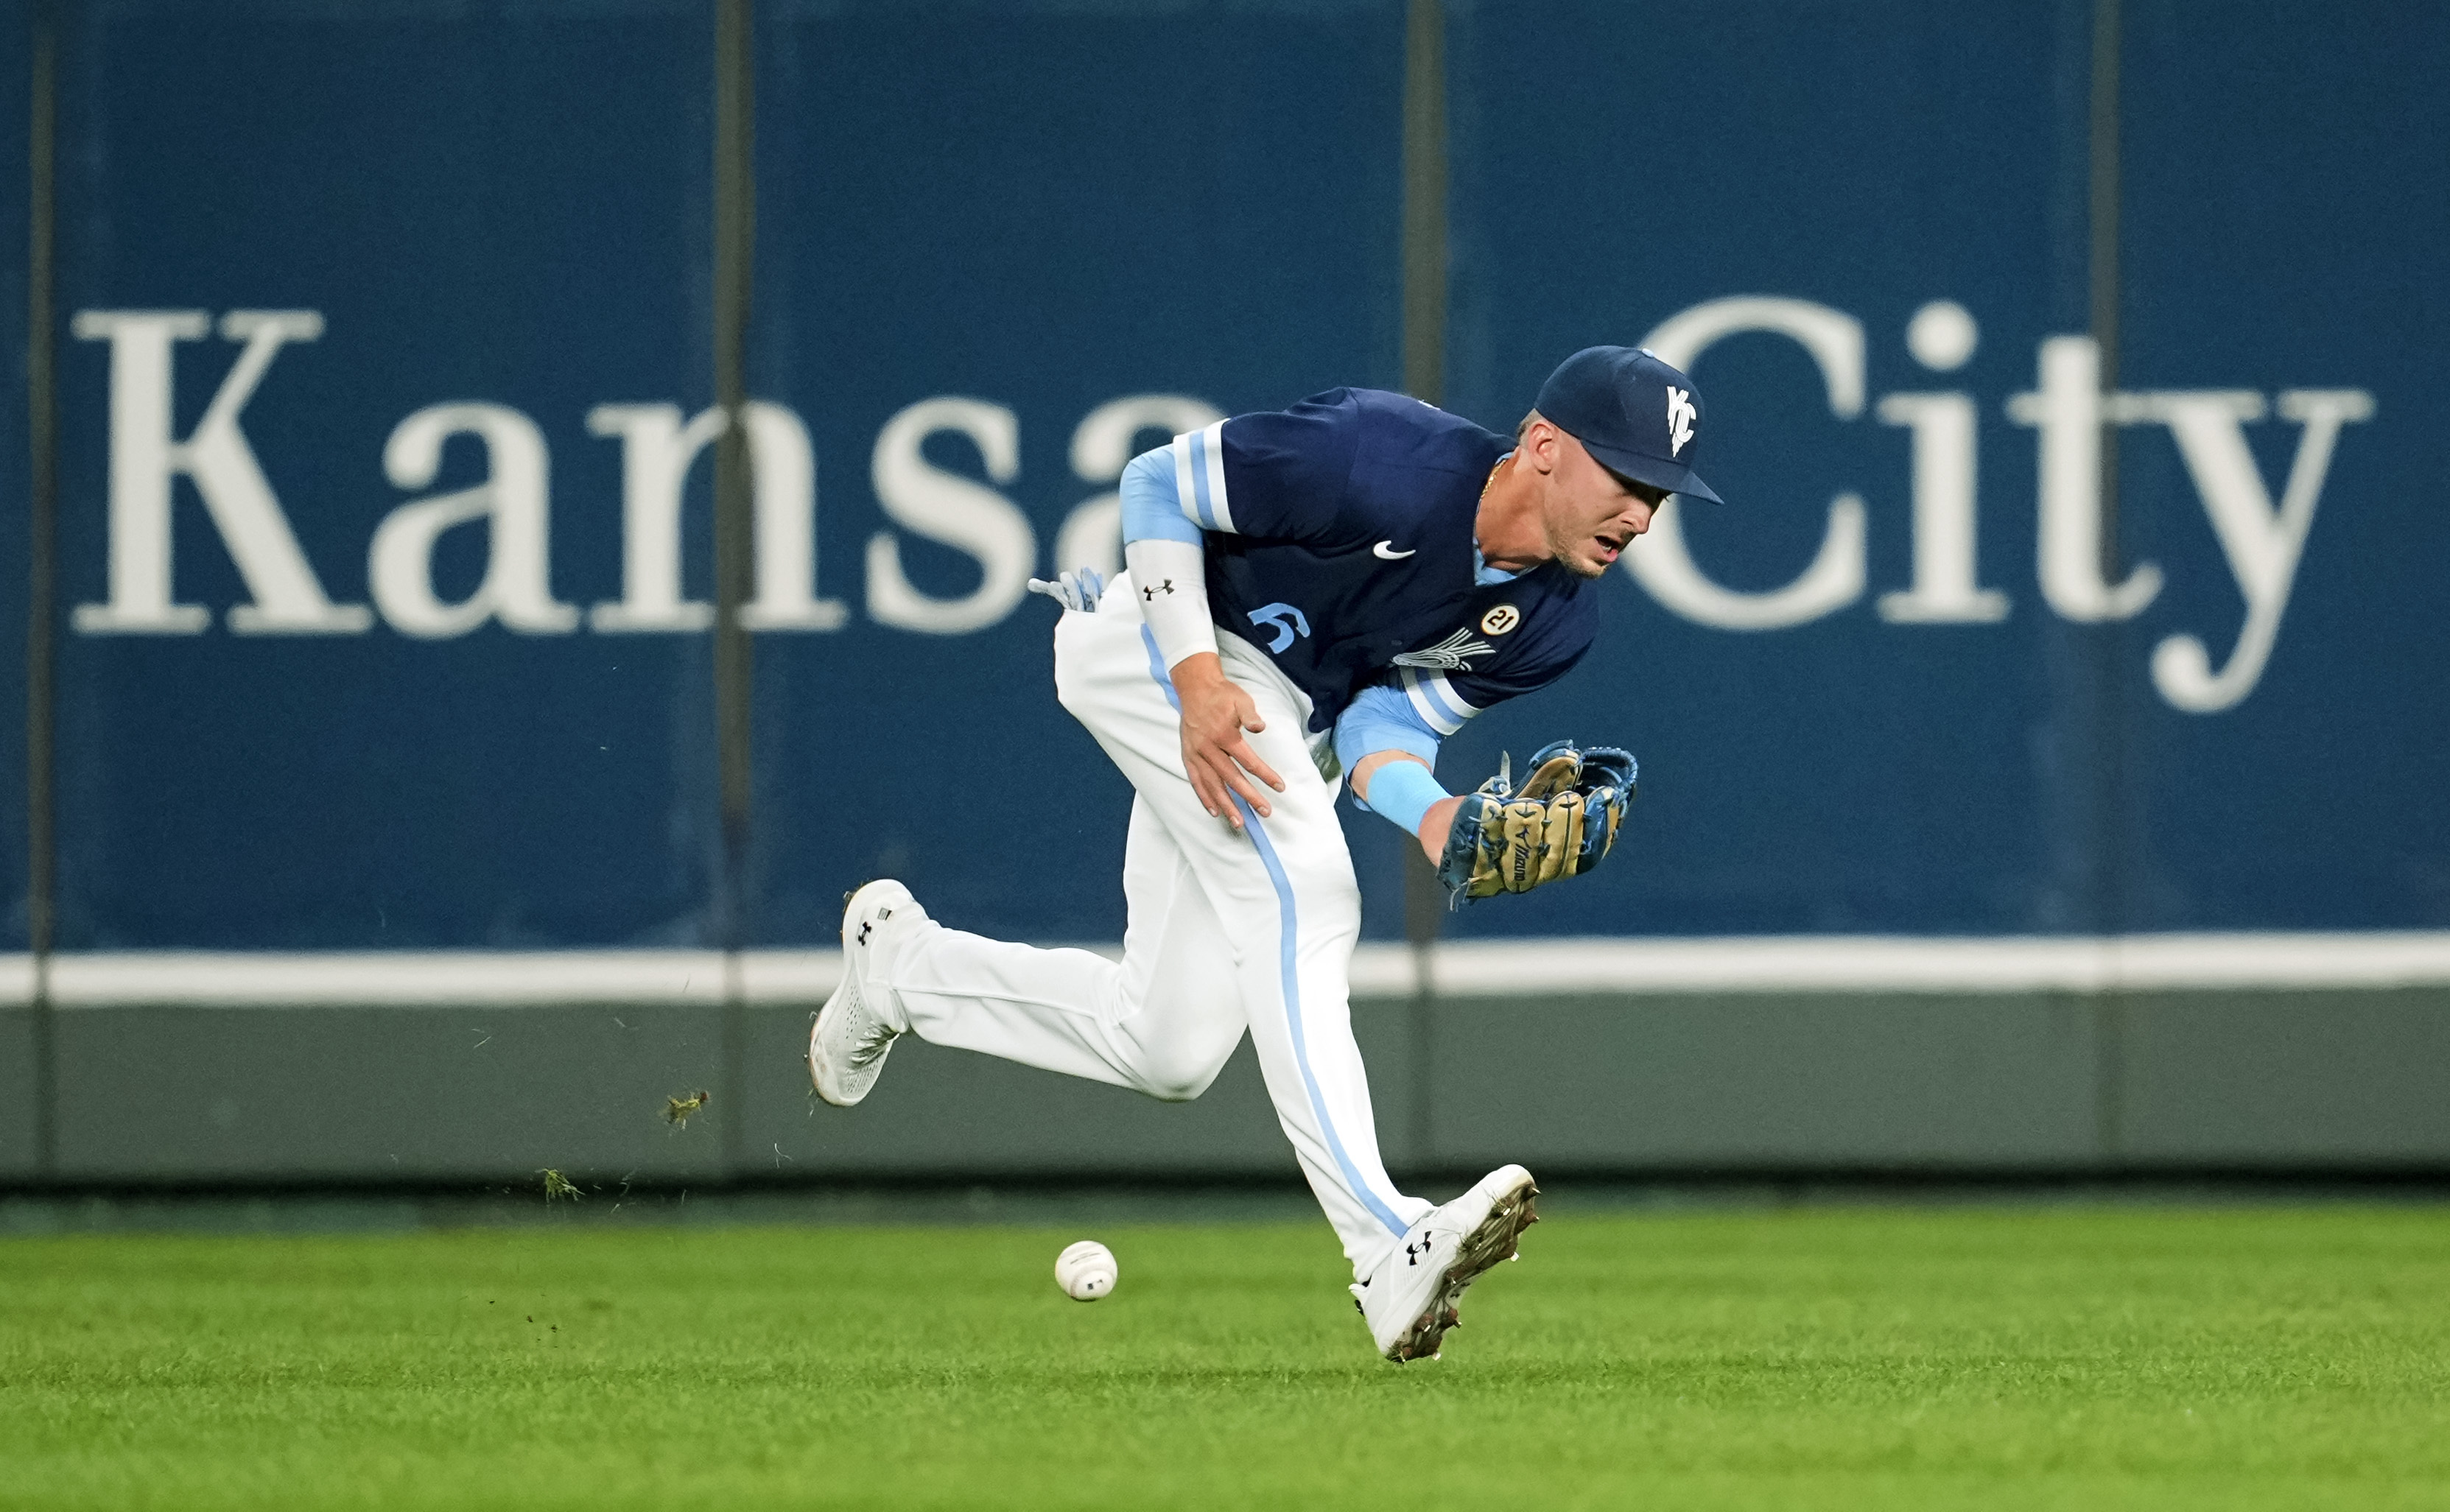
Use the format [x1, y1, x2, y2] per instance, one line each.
[1587, 440, 1724, 505]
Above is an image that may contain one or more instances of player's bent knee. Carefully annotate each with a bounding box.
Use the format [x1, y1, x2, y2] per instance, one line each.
[1130, 1038, 1237, 1104]
[1136, 1063, 1226, 1104]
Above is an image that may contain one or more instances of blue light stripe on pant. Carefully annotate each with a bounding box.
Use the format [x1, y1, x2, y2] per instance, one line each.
[1229, 792, 1411, 1239]
[1140, 625, 1184, 712]
[1138, 625, 1409, 1240]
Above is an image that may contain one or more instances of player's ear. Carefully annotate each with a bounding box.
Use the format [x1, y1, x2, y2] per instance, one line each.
[1519, 415, 1563, 476]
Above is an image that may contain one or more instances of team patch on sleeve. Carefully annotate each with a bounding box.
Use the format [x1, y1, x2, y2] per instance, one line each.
[1171, 421, 1235, 534]
[1391, 627, 1498, 672]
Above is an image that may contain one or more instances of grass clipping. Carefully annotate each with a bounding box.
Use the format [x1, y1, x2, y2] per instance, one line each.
[664, 1089, 710, 1130]
[539, 1169, 582, 1203]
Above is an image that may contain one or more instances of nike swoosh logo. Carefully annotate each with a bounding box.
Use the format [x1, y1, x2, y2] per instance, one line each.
[1373, 541, 1415, 560]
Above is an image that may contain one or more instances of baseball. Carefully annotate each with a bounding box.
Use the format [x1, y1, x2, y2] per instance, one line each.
[1055, 1240, 1118, 1301]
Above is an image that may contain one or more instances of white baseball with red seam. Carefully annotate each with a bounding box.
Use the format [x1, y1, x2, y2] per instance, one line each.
[1054, 1240, 1118, 1301]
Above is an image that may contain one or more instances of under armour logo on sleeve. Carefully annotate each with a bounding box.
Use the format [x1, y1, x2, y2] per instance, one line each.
[1142, 578, 1177, 602]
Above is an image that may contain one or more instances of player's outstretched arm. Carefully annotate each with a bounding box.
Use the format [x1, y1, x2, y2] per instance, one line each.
[1115, 446, 1285, 829]
[1172, 653, 1285, 829]
[1350, 751, 1463, 862]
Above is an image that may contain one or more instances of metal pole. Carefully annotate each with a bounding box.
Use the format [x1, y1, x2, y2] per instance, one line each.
[2086, 0, 2127, 1163]
[27, 0, 60, 1175]
[712, 0, 757, 1175]
[1400, 0, 1446, 411]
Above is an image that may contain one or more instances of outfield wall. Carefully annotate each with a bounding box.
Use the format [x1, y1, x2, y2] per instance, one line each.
[4, 1, 2446, 1182]
[3, 940, 2448, 1183]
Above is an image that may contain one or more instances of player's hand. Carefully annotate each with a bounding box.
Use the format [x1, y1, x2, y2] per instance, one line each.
[1170, 653, 1285, 829]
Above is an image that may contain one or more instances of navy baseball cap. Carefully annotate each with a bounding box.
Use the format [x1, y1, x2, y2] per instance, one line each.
[1535, 346, 1724, 504]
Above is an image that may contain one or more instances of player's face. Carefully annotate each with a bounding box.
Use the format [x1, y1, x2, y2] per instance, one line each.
[1544, 437, 1665, 579]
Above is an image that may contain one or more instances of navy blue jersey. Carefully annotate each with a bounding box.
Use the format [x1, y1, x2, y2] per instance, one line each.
[1170, 388, 1598, 734]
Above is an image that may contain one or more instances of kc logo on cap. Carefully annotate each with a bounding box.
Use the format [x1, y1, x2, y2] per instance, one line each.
[1665, 386, 1697, 457]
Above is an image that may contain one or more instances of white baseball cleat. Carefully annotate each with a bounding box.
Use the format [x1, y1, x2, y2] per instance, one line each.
[808, 879, 929, 1107]
[1351, 1163, 1540, 1362]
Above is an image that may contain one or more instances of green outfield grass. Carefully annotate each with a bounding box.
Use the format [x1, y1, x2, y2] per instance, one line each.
[3, 1201, 2447, 1510]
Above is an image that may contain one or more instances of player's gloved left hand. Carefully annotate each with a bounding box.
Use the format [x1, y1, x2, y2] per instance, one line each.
[1025, 569, 1105, 614]
[1435, 739, 1638, 901]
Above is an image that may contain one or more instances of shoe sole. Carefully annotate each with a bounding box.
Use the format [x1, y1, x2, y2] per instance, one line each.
[1388, 1170, 1540, 1363]
[807, 980, 860, 1106]
[808, 879, 917, 1107]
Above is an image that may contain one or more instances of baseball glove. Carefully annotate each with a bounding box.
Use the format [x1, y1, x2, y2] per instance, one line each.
[1435, 740, 1638, 901]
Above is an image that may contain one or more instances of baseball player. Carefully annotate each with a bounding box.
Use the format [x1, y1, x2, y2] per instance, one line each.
[810, 347, 1720, 1362]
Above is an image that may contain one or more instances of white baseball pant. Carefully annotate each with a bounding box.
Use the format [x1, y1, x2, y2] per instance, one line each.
[873, 572, 1433, 1273]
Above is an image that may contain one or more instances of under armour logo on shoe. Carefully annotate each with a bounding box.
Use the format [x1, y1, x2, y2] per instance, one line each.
[1666, 385, 1697, 457]
[1405, 1236, 1434, 1267]
[857, 921, 872, 946]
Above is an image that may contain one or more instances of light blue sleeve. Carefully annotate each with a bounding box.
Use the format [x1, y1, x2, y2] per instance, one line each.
[1335, 684, 1444, 817]
[1119, 446, 1205, 546]
[1360, 759, 1448, 836]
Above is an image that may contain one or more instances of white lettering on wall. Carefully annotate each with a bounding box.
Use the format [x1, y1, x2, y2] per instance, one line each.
[70, 309, 370, 635]
[584, 401, 847, 633]
[1054, 394, 1226, 580]
[2006, 334, 2376, 710]
[1876, 394, 2004, 623]
[866, 397, 1035, 634]
[369, 403, 578, 639]
[738, 403, 850, 630]
[2007, 336, 2164, 623]
[1635, 296, 1867, 630]
[60, 301, 2379, 719]
[1875, 301, 2007, 624]
[2138, 387, 2375, 712]
[586, 403, 723, 631]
